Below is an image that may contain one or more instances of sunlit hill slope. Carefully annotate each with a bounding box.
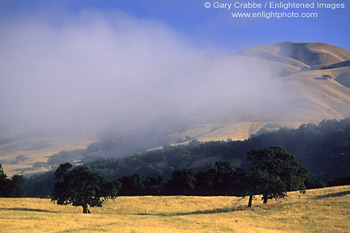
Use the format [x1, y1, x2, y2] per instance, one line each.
[1, 41, 350, 175]
[1, 185, 349, 232]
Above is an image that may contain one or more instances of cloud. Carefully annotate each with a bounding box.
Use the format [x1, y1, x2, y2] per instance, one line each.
[0, 10, 194, 133]
[0, 8, 292, 137]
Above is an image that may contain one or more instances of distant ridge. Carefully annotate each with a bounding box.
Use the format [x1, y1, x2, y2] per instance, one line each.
[234, 41, 350, 69]
[277, 42, 350, 66]
[2, 41, 350, 176]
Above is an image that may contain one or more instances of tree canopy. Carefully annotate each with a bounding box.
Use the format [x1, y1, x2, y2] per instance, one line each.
[195, 160, 247, 196]
[0, 164, 24, 197]
[246, 147, 308, 207]
[163, 168, 197, 195]
[51, 163, 120, 213]
[117, 173, 165, 196]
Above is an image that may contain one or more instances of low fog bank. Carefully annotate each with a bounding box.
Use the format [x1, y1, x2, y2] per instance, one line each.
[0, 9, 296, 142]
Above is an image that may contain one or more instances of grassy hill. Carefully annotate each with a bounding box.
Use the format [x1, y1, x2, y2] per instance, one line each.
[1, 185, 349, 232]
[0, 135, 94, 176]
[2, 41, 350, 176]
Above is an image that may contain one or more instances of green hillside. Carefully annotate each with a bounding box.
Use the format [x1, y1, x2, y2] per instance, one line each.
[24, 118, 350, 197]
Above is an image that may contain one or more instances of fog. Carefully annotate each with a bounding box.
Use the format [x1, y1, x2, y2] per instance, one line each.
[0, 9, 293, 139]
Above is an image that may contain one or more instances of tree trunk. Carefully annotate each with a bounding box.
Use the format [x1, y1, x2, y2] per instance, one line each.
[247, 195, 253, 208]
[263, 195, 268, 204]
[83, 204, 90, 214]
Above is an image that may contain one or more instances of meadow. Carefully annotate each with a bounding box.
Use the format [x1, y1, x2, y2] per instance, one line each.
[0, 185, 349, 233]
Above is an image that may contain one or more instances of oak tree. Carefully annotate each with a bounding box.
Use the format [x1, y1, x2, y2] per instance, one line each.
[246, 147, 308, 207]
[51, 163, 120, 213]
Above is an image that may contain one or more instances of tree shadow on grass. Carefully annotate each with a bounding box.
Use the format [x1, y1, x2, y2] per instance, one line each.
[312, 190, 350, 200]
[0, 208, 57, 213]
[137, 205, 248, 217]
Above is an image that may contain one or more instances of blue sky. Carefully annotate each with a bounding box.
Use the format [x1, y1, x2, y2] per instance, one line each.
[1, 0, 349, 52]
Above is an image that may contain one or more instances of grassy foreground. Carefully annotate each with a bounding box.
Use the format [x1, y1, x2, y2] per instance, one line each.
[0, 186, 349, 233]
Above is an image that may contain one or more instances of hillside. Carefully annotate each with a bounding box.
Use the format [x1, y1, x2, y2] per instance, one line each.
[23, 118, 350, 197]
[1, 41, 350, 176]
[84, 118, 350, 183]
[236, 42, 350, 67]
[1, 185, 349, 232]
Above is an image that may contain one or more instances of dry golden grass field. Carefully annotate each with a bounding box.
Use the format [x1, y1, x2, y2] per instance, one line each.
[0, 185, 349, 233]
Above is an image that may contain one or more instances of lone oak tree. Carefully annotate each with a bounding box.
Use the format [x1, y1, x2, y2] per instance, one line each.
[246, 147, 308, 207]
[51, 163, 120, 213]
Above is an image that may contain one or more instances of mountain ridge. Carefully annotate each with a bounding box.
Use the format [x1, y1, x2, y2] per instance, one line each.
[1, 41, 350, 175]
[235, 41, 350, 68]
